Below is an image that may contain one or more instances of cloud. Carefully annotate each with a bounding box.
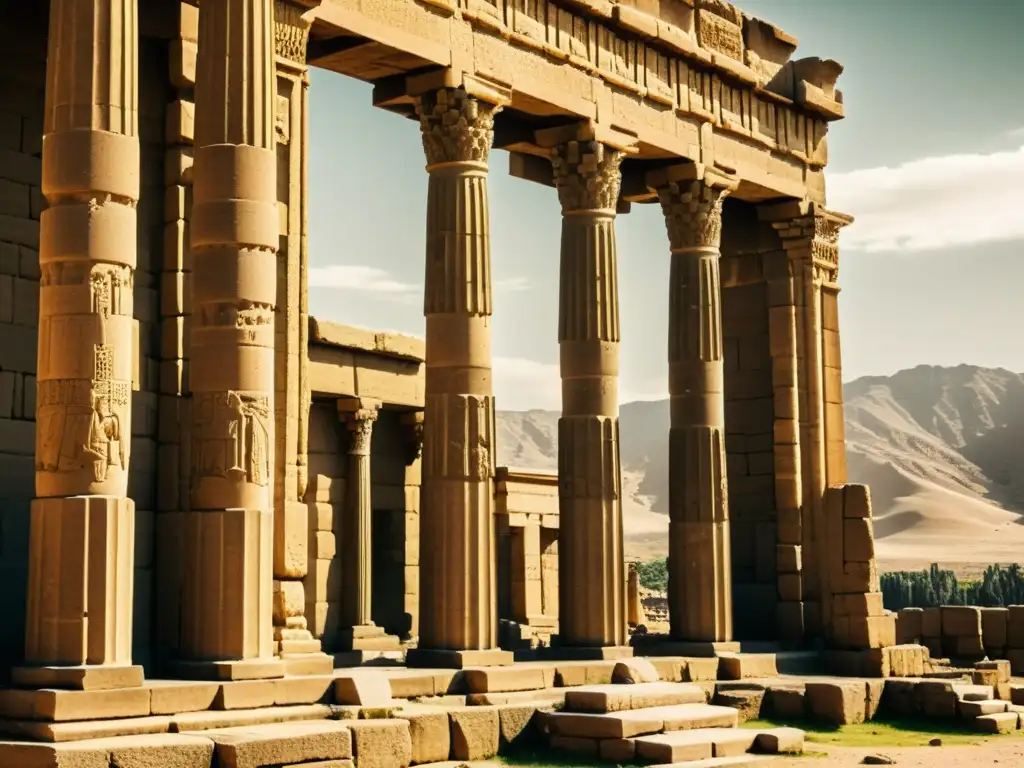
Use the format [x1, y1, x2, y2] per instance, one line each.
[829, 144, 1024, 254]
[308, 265, 530, 296]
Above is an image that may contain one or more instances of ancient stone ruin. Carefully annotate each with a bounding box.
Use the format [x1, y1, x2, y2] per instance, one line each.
[0, 0, 993, 765]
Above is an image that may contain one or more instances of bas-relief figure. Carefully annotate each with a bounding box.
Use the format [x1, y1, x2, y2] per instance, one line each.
[192, 391, 272, 487]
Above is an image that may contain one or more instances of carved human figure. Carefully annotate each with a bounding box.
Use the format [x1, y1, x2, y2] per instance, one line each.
[82, 394, 123, 482]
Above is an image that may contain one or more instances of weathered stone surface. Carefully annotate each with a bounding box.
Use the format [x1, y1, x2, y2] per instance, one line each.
[205, 721, 353, 768]
[975, 712, 1019, 734]
[345, 720, 412, 768]
[712, 689, 765, 723]
[805, 681, 866, 725]
[612, 658, 661, 684]
[449, 708, 500, 761]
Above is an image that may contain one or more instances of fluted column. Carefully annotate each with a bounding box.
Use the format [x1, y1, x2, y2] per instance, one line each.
[19, 0, 142, 690]
[651, 164, 738, 646]
[178, 0, 281, 678]
[552, 139, 630, 654]
[407, 86, 511, 667]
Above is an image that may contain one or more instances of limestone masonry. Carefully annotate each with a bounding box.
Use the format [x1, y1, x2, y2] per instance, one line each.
[0, 0, 910, 764]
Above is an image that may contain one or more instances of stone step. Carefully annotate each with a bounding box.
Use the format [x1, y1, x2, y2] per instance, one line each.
[564, 682, 706, 713]
[544, 703, 739, 739]
[952, 683, 993, 701]
[958, 698, 1008, 718]
[633, 728, 757, 763]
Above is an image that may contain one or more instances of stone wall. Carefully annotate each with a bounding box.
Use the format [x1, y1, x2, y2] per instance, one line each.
[0, 4, 168, 676]
[897, 606, 1024, 670]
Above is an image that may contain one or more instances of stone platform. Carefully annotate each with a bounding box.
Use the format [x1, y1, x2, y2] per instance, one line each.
[2, 649, 1019, 767]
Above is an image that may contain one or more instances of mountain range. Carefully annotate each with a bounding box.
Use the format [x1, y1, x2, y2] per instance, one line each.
[495, 365, 1024, 572]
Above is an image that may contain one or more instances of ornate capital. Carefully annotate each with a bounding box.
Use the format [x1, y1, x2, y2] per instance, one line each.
[551, 141, 623, 214]
[773, 208, 852, 283]
[338, 398, 380, 457]
[401, 411, 424, 466]
[274, 0, 313, 64]
[417, 88, 500, 167]
[656, 177, 734, 252]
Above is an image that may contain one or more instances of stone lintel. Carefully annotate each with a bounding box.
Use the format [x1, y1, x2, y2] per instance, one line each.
[11, 665, 144, 692]
[336, 397, 382, 417]
[534, 119, 639, 155]
[509, 152, 555, 188]
[645, 160, 739, 193]
[168, 658, 285, 682]
[757, 198, 854, 228]
[405, 68, 512, 107]
[405, 648, 515, 669]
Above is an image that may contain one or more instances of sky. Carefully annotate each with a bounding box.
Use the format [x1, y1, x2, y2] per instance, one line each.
[305, 0, 1024, 412]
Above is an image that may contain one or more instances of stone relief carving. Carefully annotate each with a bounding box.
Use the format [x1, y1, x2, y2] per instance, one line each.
[417, 87, 501, 167]
[776, 213, 844, 282]
[274, 0, 312, 64]
[550, 141, 623, 213]
[657, 179, 730, 251]
[192, 391, 271, 486]
[198, 301, 275, 343]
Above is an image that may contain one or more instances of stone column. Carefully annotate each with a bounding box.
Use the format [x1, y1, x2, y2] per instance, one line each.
[336, 398, 400, 660]
[18, 0, 142, 691]
[270, 0, 329, 676]
[649, 163, 739, 651]
[406, 86, 512, 668]
[177, 0, 282, 680]
[627, 562, 647, 628]
[550, 137, 630, 657]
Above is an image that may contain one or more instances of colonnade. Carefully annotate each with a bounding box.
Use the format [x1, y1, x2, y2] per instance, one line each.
[17, 0, 850, 686]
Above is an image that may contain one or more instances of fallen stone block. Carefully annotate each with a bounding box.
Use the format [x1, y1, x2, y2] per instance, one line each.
[334, 675, 394, 707]
[805, 681, 866, 725]
[712, 689, 765, 723]
[449, 707, 499, 761]
[975, 712, 1018, 734]
[346, 719, 412, 768]
[754, 727, 804, 754]
[612, 658, 660, 684]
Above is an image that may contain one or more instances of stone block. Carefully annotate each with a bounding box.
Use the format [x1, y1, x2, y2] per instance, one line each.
[976, 659, 1011, 683]
[1007, 606, 1024, 648]
[805, 681, 866, 725]
[982, 607, 1008, 649]
[959, 699, 1008, 719]
[712, 689, 765, 723]
[941, 606, 982, 638]
[205, 721, 353, 768]
[611, 658, 660, 684]
[345, 720, 412, 768]
[496, 703, 539, 749]
[449, 707, 499, 761]
[975, 711, 1018, 734]
[918, 680, 958, 718]
[401, 708, 449, 765]
[896, 608, 923, 644]
[842, 518, 874, 562]
[921, 607, 941, 638]
[953, 635, 985, 659]
[879, 679, 920, 718]
[334, 675, 394, 708]
[598, 737, 635, 762]
[718, 653, 778, 680]
[462, 665, 553, 694]
[682, 657, 719, 682]
[755, 726, 805, 754]
[767, 686, 806, 719]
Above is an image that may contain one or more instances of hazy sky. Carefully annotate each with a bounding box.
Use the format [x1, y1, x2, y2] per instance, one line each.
[305, 0, 1024, 411]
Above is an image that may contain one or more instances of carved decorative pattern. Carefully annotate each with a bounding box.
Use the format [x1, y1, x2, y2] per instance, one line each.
[35, 378, 129, 480]
[192, 391, 271, 486]
[274, 0, 312, 63]
[657, 179, 731, 251]
[346, 406, 378, 457]
[417, 88, 501, 167]
[551, 141, 623, 213]
[775, 213, 844, 283]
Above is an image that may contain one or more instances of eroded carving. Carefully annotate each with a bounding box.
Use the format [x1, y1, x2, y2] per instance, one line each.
[697, 3, 743, 61]
[274, 0, 312, 63]
[198, 301, 275, 342]
[346, 406, 378, 457]
[192, 391, 271, 486]
[775, 212, 847, 282]
[657, 179, 731, 251]
[417, 87, 501, 167]
[550, 141, 623, 213]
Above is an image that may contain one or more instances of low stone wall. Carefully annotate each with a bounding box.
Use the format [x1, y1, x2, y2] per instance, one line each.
[897, 605, 1024, 672]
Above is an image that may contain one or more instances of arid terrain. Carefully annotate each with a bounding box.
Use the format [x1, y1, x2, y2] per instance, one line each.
[497, 365, 1024, 571]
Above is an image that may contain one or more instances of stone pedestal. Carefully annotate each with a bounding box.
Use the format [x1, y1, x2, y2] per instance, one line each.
[19, 0, 142, 691]
[411, 85, 511, 668]
[179, 0, 281, 680]
[649, 163, 738, 645]
[544, 131, 630, 658]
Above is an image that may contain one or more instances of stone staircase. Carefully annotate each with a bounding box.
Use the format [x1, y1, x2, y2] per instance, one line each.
[539, 681, 804, 766]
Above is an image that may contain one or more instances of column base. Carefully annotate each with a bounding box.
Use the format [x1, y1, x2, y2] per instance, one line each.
[547, 645, 634, 661]
[169, 658, 285, 681]
[333, 650, 405, 667]
[630, 636, 741, 658]
[405, 648, 514, 669]
[279, 654, 334, 676]
[337, 625, 402, 652]
[11, 664, 143, 691]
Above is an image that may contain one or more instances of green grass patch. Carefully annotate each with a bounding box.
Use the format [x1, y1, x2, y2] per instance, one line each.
[741, 716, 1012, 748]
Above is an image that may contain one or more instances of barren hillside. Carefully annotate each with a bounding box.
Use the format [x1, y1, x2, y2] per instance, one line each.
[496, 365, 1024, 567]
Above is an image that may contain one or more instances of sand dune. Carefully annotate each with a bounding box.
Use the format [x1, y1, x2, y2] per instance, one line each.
[496, 364, 1024, 568]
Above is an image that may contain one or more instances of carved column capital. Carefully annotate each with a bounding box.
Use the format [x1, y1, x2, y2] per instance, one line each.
[551, 141, 623, 214]
[649, 165, 739, 252]
[274, 0, 315, 65]
[338, 398, 380, 457]
[400, 410, 425, 466]
[416, 87, 501, 168]
[769, 205, 853, 283]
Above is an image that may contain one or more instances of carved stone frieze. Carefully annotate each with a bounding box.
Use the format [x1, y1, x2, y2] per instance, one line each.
[551, 141, 623, 214]
[191, 391, 272, 486]
[774, 210, 850, 283]
[657, 179, 731, 251]
[274, 0, 313, 64]
[416, 87, 501, 167]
